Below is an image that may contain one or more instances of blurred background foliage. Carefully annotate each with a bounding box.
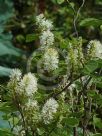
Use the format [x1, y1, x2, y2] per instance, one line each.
[0, 0, 102, 78]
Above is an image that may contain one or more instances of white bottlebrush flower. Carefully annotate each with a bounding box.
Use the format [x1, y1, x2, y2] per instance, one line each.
[40, 30, 54, 46]
[68, 43, 79, 69]
[36, 14, 53, 30]
[19, 73, 37, 97]
[43, 48, 59, 71]
[13, 125, 25, 136]
[41, 19, 53, 31]
[36, 14, 44, 24]
[73, 49, 79, 62]
[87, 40, 102, 59]
[9, 69, 22, 81]
[24, 99, 40, 123]
[41, 98, 59, 124]
[8, 69, 22, 89]
[26, 99, 39, 110]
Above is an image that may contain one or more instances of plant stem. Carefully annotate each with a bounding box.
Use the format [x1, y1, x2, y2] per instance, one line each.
[73, 127, 77, 136]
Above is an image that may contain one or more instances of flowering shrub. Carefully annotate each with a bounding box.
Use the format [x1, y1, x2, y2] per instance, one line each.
[0, 14, 102, 136]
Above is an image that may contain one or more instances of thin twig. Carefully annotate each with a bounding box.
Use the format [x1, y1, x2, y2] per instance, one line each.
[53, 75, 83, 98]
[73, 0, 85, 37]
[66, 0, 85, 37]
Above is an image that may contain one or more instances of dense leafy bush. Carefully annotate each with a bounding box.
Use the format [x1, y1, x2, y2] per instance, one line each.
[0, 0, 102, 136]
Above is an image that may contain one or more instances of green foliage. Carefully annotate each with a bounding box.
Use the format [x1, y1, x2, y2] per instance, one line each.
[26, 34, 39, 43]
[0, 66, 12, 77]
[0, 128, 13, 136]
[0, 35, 24, 76]
[0, 112, 10, 129]
[0, 34, 23, 57]
[80, 18, 102, 27]
[93, 116, 102, 129]
[93, 134, 102, 136]
[0, 0, 25, 77]
[83, 60, 99, 74]
[64, 117, 79, 127]
[56, 0, 65, 4]
[51, 0, 65, 4]
[0, 0, 102, 136]
[0, 0, 14, 32]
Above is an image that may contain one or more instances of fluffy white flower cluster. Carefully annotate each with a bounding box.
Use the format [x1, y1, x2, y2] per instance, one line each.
[36, 14, 59, 71]
[24, 99, 40, 123]
[8, 69, 40, 124]
[36, 14, 54, 47]
[43, 48, 59, 71]
[26, 99, 38, 109]
[40, 30, 54, 46]
[87, 40, 102, 59]
[41, 98, 59, 124]
[67, 43, 78, 69]
[19, 73, 37, 97]
[36, 14, 53, 31]
[8, 69, 38, 98]
[8, 69, 60, 126]
[9, 69, 22, 82]
[7, 69, 22, 89]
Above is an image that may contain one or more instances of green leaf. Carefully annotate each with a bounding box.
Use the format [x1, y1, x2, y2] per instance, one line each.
[66, 117, 79, 127]
[80, 18, 102, 27]
[92, 134, 102, 136]
[26, 33, 39, 43]
[37, 128, 45, 135]
[93, 116, 102, 128]
[0, 0, 14, 34]
[0, 0, 14, 23]
[8, 117, 19, 126]
[0, 112, 10, 129]
[0, 103, 11, 113]
[56, 0, 65, 4]
[0, 44, 22, 56]
[88, 90, 97, 97]
[83, 60, 98, 74]
[69, 2, 75, 8]
[0, 128, 13, 136]
[0, 66, 12, 77]
[0, 34, 24, 57]
[51, 0, 57, 4]
[16, 35, 25, 43]
[60, 39, 68, 49]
